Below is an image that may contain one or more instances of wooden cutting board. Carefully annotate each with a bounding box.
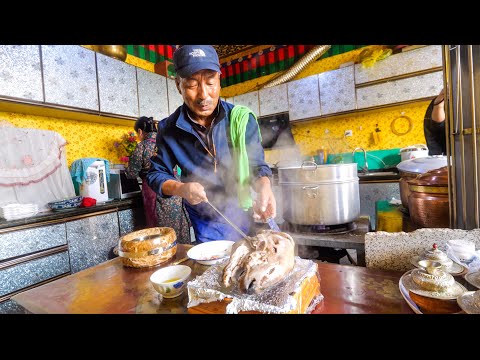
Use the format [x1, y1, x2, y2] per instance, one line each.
[187, 271, 321, 314]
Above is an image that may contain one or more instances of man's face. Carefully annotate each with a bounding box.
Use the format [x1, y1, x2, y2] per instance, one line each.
[176, 69, 221, 119]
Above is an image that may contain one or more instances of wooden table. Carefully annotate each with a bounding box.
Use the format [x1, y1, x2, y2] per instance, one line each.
[10, 244, 414, 314]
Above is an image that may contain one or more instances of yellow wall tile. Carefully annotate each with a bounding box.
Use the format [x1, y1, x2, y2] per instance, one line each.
[0, 111, 134, 167]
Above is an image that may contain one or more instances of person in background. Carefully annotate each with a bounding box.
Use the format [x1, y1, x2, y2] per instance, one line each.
[125, 116, 191, 243]
[147, 45, 276, 243]
[424, 88, 446, 156]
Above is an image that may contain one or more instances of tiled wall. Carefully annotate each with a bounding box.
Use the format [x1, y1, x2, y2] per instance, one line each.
[219, 45, 435, 164]
[1, 46, 155, 167]
[2, 45, 436, 167]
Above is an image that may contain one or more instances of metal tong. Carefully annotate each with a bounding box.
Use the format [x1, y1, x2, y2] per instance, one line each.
[206, 201, 281, 239]
[206, 200, 250, 239]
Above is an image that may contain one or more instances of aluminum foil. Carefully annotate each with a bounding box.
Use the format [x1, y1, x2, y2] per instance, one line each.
[187, 257, 323, 314]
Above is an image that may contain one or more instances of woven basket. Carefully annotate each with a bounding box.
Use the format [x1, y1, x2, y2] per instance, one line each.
[118, 227, 177, 268]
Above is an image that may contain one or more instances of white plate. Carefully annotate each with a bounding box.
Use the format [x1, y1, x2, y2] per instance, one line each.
[457, 291, 480, 314]
[398, 272, 422, 314]
[187, 240, 235, 265]
[465, 271, 480, 289]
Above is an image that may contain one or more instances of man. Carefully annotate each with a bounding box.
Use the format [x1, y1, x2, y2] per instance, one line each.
[424, 88, 446, 156]
[147, 45, 276, 243]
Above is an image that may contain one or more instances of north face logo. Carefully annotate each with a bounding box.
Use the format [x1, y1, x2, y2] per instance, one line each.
[189, 49, 206, 57]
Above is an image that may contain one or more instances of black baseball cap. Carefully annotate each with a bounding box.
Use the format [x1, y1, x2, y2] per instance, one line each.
[173, 45, 221, 78]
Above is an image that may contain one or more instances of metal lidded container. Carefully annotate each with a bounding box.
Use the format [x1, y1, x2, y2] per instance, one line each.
[277, 161, 360, 225]
[407, 166, 449, 228]
[396, 156, 448, 210]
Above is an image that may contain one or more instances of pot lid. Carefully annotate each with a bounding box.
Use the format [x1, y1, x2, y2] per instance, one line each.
[396, 155, 447, 174]
[407, 166, 448, 186]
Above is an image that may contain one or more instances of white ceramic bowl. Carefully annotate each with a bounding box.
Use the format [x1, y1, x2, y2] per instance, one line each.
[150, 265, 191, 298]
[187, 240, 235, 265]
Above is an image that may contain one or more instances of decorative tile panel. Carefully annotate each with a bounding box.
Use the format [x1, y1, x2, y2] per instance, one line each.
[96, 52, 139, 117]
[365, 228, 480, 272]
[233, 91, 260, 117]
[0, 299, 28, 314]
[0, 251, 70, 297]
[0, 223, 66, 261]
[355, 45, 443, 84]
[0, 45, 43, 102]
[166, 78, 183, 115]
[259, 83, 288, 116]
[66, 212, 119, 273]
[118, 208, 146, 236]
[359, 182, 400, 230]
[356, 71, 444, 109]
[42, 45, 99, 111]
[319, 65, 356, 115]
[137, 68, 169, 121]
[287, 75, 321, 121]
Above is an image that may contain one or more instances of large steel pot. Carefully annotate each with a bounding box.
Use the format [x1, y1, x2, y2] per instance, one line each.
[278, 162, 360, 225]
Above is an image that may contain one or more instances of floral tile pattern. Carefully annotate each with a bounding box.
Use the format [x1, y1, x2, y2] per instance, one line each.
[166, 78, 183, 115]
[42, 45, 99, 111]
[356, 71, 444, 109]
[96, 53, 139, 117]
[259, 83, 289, 116]
[137, 67, 169, 120]
[233, 90, 260, 117]
[355, 45, 443, 84]
[0, 45, 43, 102]
[287, 75, 321, 121]
[319, 65, 356, 115]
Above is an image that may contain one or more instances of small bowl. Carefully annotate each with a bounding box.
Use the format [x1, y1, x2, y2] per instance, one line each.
[187, 240, 235, 265]
[48, 196, 83, 211]
[150, 265, 191, 298]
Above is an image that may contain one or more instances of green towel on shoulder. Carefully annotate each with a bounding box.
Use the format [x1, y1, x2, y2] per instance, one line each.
[230, 105, 262, 210]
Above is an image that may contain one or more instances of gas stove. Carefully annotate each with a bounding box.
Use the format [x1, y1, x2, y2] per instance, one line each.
[281, 221, 357, 235]
[280, 216, 371, 266]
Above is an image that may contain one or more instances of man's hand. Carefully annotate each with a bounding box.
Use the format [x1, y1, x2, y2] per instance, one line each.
[252, 177, 276, 221]
[162, 180, 207, 205]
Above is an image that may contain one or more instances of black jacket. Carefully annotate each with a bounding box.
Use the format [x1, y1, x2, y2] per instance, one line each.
[424, 97, 446, 156]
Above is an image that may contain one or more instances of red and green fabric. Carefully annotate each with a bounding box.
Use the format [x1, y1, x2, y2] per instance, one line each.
[219, 45, 366, 87]
[125, 44, 367, 85]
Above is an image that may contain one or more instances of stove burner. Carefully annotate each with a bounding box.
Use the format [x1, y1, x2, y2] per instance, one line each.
[281, 221, 357, 235]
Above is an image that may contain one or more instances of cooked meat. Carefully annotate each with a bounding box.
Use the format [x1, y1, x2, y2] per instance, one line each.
[222, 230, 295, 294]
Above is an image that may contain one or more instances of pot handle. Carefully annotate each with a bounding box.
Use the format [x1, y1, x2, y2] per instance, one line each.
[302, 185, 319, 198]
[301, 160, 318, 170]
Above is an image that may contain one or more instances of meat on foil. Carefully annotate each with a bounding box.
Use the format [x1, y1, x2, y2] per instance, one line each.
[222, 230, 295, 294]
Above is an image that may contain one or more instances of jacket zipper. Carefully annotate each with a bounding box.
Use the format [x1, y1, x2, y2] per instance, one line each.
[187, 129, 217, 173]
[177, 108, 218, 173]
